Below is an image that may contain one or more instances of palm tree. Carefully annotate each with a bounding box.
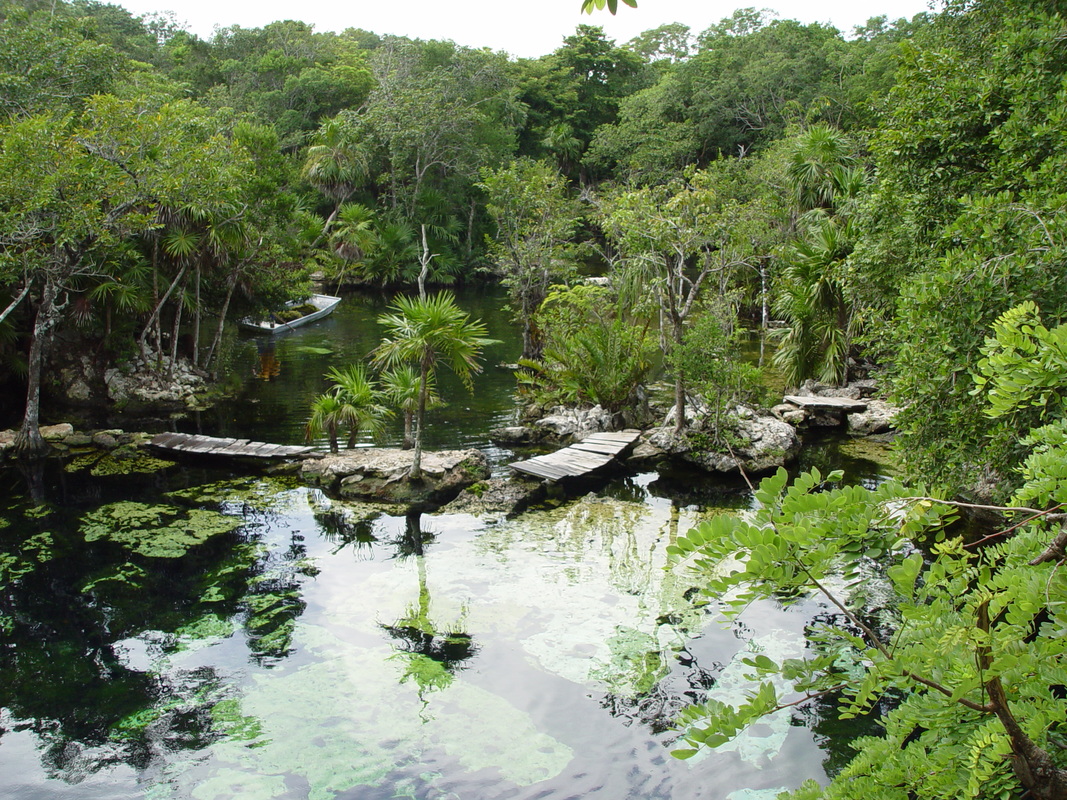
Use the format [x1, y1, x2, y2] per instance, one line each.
[305, 393, 347, 454]
[372, 292, 497, 479]
[772, 218, 855, 387]
[305, 365, 392, 453]
[325, 364, 393, 449]
[381, 365, 442, 450]
[303, 115, 370, 233]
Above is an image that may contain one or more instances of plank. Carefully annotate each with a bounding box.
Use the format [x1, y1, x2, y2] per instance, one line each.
[571, 442, 626, 455]
[150, 432, 315, 460]
[783, 395, 867, 412]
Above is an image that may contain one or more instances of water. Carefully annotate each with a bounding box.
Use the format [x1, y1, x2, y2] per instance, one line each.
[0, 288, 897, 800]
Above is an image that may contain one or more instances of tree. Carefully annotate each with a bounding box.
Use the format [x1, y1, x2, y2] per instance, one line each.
[479, 158, 583, 360]
[381, 365, 441, 450]
[525, 283, 656, 416]
[371, 293, 496, 480]
[848, 0, 1067, 494]
[667, 303, 1067, 798]
[0, 95, 253, 455]
[305, 364, 391, 453]
[600, 164, 763, 432]
[772, 124, 864, 388]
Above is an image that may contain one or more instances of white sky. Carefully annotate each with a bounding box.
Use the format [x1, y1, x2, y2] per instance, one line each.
[114, 0, 939, 59]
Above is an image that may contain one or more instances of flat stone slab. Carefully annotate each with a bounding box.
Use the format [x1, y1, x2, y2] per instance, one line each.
[783, 395, 868, 413]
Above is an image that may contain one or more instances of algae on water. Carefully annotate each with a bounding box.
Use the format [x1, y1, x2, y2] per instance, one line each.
[81, 501, 243, 558]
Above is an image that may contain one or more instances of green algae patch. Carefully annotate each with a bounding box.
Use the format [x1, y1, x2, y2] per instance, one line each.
[0, 531, 54, 587]
[81, 561, 149, 593]
[81, 501, 243, 558]
[65, 451, 176, 476]
[167, 476, 302, 512]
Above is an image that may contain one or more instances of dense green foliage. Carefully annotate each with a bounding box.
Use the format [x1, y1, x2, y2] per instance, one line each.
[3, 0, 1067, 794]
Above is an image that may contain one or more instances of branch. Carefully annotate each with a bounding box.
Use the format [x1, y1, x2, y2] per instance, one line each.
[0, 284, 30, 325]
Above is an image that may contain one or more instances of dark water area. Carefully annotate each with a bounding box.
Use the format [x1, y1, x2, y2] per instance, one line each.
[192, 287, 524, 460]
[0, 287, 899, 800]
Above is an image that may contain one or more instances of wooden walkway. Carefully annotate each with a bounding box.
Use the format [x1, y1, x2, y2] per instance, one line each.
[150, 432, 316, 460]
[509, 430, 642, 481]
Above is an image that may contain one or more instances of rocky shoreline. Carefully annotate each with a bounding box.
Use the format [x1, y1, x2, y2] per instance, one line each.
[1, 379, 900, 517]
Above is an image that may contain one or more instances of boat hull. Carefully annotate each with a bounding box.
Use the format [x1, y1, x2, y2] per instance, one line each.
[239, 294, 342, 334]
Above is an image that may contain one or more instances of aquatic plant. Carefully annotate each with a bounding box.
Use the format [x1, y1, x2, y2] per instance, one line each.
[80, 501, 243, 558]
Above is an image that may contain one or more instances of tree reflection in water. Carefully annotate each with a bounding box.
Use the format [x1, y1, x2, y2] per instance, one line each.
[380, 513, 479, 714]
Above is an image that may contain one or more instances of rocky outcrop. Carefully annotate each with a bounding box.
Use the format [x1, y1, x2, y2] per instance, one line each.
[439, 475, 547, 517]
[647, 406, 800, 475]
[533, 404, 615, 439]
[300, 448, 490, 512]
[847, 399, 900, 435]
[489, 425, 549, 446]
[0, 425, 153, 459]
[50, 347, 215, 411]
[105, 351, 211, 409]
[772, 379, 901, 433]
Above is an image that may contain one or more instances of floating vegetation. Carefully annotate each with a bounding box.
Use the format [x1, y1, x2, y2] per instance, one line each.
[80, 561, 149, 594]
[81, 501, 243, 558]
[65, 451, 176, 476]
[167, 476, 301, 513]
[294, 346, 333, 355]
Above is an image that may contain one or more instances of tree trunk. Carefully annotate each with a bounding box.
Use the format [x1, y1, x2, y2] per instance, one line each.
[402, 411, 414, 450]
[14, 281, 60, 458]
[408, 359, 430, 480]
[672, 321, 686, 434]
[192, 261, 202, 367]
[204, 269, 239, 374]
[168, 276, 185, 381]
[138, 264, 187, 367]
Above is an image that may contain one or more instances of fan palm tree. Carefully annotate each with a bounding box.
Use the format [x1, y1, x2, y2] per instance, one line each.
[325, 364, 393, 449]
[381, 365, 442, 450]
[372, 292, 497, 479]
[306, 365, 392, 453]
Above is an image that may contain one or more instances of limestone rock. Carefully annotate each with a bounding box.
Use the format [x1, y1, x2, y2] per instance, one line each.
[847, 399, 900, 435]
[440, 476, 546, 517]
[41, 423, 74, 441]
[648, 410, 800, 475]
[534, 405, 613, 439]
[300, 447, 490, 512]
[489, 426, 546, 445]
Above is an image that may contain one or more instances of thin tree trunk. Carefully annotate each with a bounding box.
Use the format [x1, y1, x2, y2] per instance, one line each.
[0, 284, 29, 326]
[403, 411, 414, 450]
[139, 264, 187, 366]
[192, 261, 201, 368]
[168, 277, 185, 381]
[408, 359, 430, 480]
[673, 321, 686, 433]
[14, 281, 60, 458]
[204, 268, 239, 374]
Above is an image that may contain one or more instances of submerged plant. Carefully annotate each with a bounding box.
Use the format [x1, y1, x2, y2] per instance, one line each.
[80, 501, 243, 558]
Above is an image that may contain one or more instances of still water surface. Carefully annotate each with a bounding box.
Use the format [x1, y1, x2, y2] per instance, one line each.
[0, 289, 894, 799]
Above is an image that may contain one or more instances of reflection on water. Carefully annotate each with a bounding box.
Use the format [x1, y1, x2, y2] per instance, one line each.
[1, 454, 897, 799]
[0, 287, 901, 798]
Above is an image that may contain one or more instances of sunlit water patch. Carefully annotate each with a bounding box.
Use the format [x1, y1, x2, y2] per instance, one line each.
[0, 462, 857, 800]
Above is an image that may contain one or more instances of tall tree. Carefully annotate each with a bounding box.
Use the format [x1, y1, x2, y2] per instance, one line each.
[479, 158, 583, 360]
[372, 293, 495, 479]
[0, 95, 253, 455]
[601, 164, 763, 432]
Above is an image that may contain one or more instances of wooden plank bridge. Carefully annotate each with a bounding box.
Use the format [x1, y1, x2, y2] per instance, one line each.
[509, 430, 642, 481]
[150, 432, 317, 460]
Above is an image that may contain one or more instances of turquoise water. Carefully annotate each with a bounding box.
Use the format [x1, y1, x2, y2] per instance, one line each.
[0, 288, 896, 799]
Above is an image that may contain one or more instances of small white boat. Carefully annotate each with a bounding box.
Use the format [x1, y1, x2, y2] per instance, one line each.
[239, 294, 342, 334]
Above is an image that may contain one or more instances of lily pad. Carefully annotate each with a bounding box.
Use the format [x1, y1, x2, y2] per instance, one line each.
[81, 501, 243, 558]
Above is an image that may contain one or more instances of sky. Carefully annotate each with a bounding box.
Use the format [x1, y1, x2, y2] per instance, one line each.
[114, 0, 938, 59]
